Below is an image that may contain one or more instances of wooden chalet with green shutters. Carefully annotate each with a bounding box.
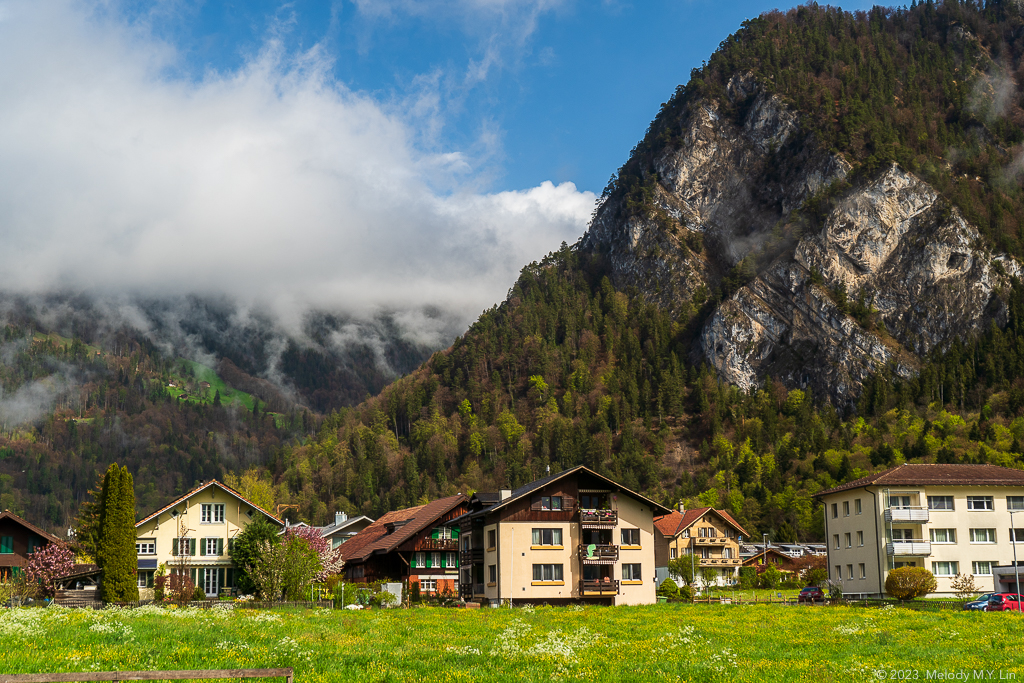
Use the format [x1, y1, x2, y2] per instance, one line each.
[0, 510, 61, 580]
[340, 494, 469, 595]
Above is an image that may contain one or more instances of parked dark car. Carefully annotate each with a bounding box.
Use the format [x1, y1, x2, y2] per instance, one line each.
[798, 586, 825, 604]
[985, 593, 1023, 612]
[963, 593, 995, 611]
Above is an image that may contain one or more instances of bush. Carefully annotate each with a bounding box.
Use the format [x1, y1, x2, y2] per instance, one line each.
[410, 581, 421, 604]
[167, 573, 195, 604]
[192, 585, 207, 601]
[658, 577, 680, 600]
[738, 566, 757, 589]
[885, 567, 937, 600]
[678, 584, 693, 602]
[759, 565, 783, 589]
[805, 567, 828, 587]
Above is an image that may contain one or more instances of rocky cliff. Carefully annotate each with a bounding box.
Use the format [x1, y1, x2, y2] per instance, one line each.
[581, 75, 1020, 405]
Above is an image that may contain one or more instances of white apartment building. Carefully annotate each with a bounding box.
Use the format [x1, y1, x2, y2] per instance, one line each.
[816, 464, 1024, 597]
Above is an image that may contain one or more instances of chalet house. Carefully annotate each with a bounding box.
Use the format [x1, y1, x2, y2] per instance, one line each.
[450, 466, 671, 606]
[654, 505, 749, 587]
[815, 463, 1024, 598]
[340, 494, 469, 595]
[0, 510, 61, 579]
[134, 480, 284, 598]
[741, 547, 801, 573]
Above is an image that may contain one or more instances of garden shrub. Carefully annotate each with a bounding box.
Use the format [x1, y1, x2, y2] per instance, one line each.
[885, 567, 936, 600]
[738, 566, 757, 589]
[658, 577, 680, 600]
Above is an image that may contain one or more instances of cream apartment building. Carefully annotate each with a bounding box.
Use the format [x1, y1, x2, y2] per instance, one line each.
[815, 464, 1024, 597]
[451, 466, 671, 606]
[134, 480, 284, 597]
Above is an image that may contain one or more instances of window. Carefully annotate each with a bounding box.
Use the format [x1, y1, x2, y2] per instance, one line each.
[532, 528, 563, 546]
[847, 564, 854, 580]
[137, 571, 153, 588]
[929, 529, 956, 544]
[855, 498, 863, 515]
[532, 564, 563, 582]
[172, 537, 196, 556]
[670, 548, 677, 560]
[843, 501, 850, 516]
[1008, 496, 1024, 510]
[857, 531, 864, 547]
[201, 503, 225, 523]
[487, 529, 496, 550]
[621, 529, 641, 547]
[431, 552, 441, 568]
[1012, 528, 1024, 542]
[413, 552, 425, 568]
[488, 565, 496, 584]
[136, 540, 156, 555]
[831, 503, 838, 519]
[892, 528, 915, 541]
[891, 495, 911, 509]
[202, 538, 223, 556]
[447, 552, 458, 568]
[932, 561, 958, 576]
[844, 533, 852, 548]
[420, 579, 437, 592]
[0, 536, 12, 554]
[540, 496, 563, 511]
[859, 563, 866, 579]
[969, 528, 996, 543]
[928, 496, 954, 510]
[833, 534, 840, 550]
[834, 565, 842, 579]
[973, 561, 993, 576]
[435, 527, 455, 540]
[622, 564, 642, 581]
[967, 496, 994, 511]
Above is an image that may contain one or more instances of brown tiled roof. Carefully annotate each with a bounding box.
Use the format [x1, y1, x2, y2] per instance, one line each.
[0, 510, 62, 544]
[654, 507, 750, 539]
[816, 463, 1024, 497]
[341, 494, 468, 564]
[135, 479, 283, 527]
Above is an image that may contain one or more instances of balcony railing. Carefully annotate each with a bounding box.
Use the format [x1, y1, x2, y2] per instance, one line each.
[459, 582, 486, 598]
[885, 507, 929, 523]
[579, 544, 619, 563]
[420, 538, 459, 551]
[579, 509, 618, 526]
[886, 540, 931, 556]
[693, 537, 729, 545]
[460, 548, 483, 565]
[698, 558, 741, 566]
[580, 578, 619, 596]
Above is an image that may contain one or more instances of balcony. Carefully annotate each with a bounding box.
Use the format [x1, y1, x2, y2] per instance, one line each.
[460, 548, 483, 565]
[698, 558, 741, 567]
[885, 507, 929, 523]
[579, 509, 618, 527]
[420, 538, 458, 551]
[579, 544, 619, 564]
[459, 582, 486, 599]
[580, 579, 619, 596]
[886, 540, 931, 556]
[693, 537, 729, 545]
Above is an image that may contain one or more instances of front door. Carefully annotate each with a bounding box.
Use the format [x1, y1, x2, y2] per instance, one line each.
[204, 568, 219, 597]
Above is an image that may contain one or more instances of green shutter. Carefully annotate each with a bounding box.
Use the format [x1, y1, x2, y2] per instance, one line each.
[191, 568, 197, 585]
[218, 568, 225, 589]
[225, 568, 234, 588]
[200, 539, 206, 556]
[0, 536, 12, 554]
[426, 554, 432, 568]
[410, 554, 416, 568]
[431, 528, 439, 540]
[440, 554, 446, 568]
[228, 538, 234, 553]
[190, 538, 197, 556]
[172, 538, 179, 556]
[217, 538, 224, 556]
[452, 528, 460, 539]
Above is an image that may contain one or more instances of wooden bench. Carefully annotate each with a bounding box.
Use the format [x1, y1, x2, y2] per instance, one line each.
[0, 669, 293, 683]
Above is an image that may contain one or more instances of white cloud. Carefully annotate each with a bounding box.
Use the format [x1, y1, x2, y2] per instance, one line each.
[0, 1, 596, 342]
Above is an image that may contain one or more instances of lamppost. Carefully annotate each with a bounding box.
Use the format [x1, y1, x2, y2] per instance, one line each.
[1010, 509, 1022, 613]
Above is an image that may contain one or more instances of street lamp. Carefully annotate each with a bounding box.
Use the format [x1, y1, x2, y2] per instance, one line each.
[1010, 509, 1022, 613]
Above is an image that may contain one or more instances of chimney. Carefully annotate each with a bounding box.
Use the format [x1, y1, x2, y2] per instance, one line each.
[678, 501, 685, 513]
[500, 489, 512, 501]
[335, 511, 347, 526]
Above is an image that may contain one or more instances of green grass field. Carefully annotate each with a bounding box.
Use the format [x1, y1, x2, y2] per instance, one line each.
[1, 603, 1021, 682]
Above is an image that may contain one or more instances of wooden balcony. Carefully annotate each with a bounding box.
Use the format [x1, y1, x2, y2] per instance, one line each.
[580, 578, 619, 596]
[579, 509, 617, 527]
[698, 558, 740, 566]
[579, 544, 619, 563]
[460, 548, 483, 565]
[420, 538, 458, 551]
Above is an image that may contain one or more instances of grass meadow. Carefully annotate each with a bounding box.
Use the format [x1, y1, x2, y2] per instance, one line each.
[1, 603, 1021, 682]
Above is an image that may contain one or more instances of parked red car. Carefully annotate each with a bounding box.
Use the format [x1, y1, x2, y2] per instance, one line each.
[798, 586, 825, 604]
[985, 593, 1023, 611]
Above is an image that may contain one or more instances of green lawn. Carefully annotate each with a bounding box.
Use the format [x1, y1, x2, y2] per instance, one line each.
[1, 603, 1021, 682]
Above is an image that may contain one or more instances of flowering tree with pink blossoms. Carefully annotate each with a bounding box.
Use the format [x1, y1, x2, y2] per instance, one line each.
[286, 526, 344, 582]
[25, 542, 75, 598]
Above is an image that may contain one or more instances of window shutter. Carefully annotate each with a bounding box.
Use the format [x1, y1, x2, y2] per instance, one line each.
[226, 568, 234, 588]
[200, 539, 206, 556]
[441, 554, 447, 568]
[218, 568, 225, 588]
[190, 568, 197, 585]
[531, 497, 542, 511]
[228, 538, 234, 553]
[172, 538, 179, 556]
[190, 538, 197, 556]
[217, 538, 224, 556]
[431, 528, 439, 540]
[426, 554, 432, 568]
[410, 554, 416, 568]
[452, 528, 460, 539]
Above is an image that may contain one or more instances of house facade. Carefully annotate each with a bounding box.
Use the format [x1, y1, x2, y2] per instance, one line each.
[134, 480, 284, 598]
[318, 512, 374, 549]
[340, 494, 469, 596]
[654, 506, 749, 586]
[815, 463, 1024, 597]
[452, 466, 671, 606]
[0, 510, 62, 579]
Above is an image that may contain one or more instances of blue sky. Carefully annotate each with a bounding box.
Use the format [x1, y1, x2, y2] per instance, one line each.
[0, 0, 877, 341]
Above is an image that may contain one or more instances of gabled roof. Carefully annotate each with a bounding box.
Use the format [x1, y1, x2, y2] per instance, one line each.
[341, 494, 468, 564]
[815, 463, 1024, 497]
[654, 507, 750, 539]
[135, 480, 284, 527]
[0, 510, 62, 544]
[319, 515, 374, 539]
[476, 466, 672, 518]
[742, 547, 797, 567]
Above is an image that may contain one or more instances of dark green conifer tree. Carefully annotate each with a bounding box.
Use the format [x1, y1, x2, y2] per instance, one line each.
[98, 464, 139, 603]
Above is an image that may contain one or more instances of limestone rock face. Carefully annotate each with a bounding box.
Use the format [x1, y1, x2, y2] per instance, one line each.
[581, 77, 1018, 404]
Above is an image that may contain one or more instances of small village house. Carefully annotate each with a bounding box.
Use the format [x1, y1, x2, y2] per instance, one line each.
[134, 480, 284, 598]
[0, 510, 62, 580]
[654, 505, 748, 587]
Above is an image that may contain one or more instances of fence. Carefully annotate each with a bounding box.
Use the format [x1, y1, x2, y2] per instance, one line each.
[71, 600, 334, 610]
[683, 596, 967, 610]
[0, 669, 293, 683]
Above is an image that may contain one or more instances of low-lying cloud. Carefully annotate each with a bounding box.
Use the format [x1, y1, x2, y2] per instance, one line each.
[0, 1, 596, 347]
